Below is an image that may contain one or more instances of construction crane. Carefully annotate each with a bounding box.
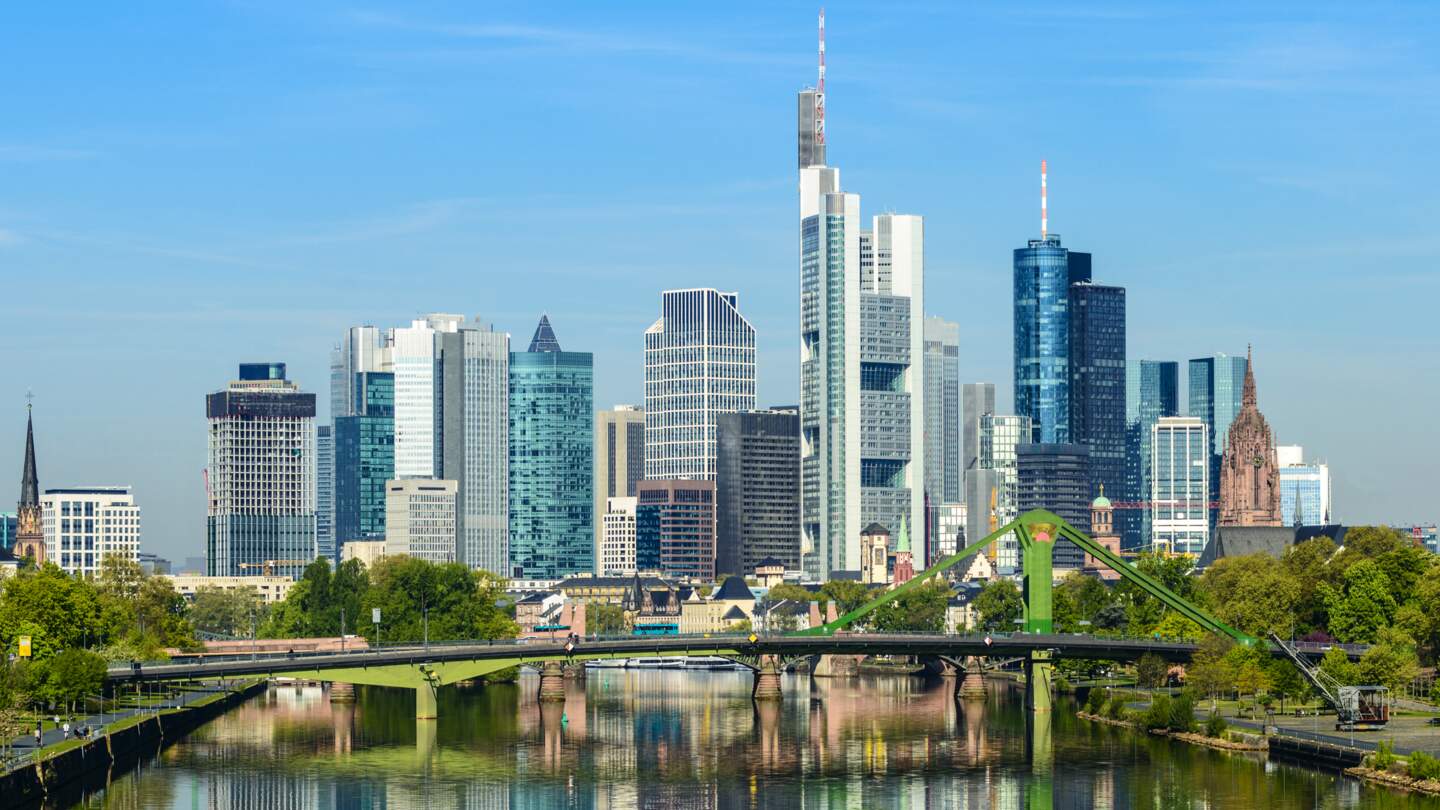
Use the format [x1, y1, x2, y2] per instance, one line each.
[1269, 633, 1389, 731]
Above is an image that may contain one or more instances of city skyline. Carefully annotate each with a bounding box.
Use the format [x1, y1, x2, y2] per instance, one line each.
[5, 3, 1438, 560]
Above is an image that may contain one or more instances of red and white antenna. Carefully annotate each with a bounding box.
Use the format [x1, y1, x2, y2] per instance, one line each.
[816, 8, 826, 147]
[1040, 159, 1048, 239]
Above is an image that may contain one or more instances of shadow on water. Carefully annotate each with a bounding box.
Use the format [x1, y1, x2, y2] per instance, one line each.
[49, 673, 1440, 809]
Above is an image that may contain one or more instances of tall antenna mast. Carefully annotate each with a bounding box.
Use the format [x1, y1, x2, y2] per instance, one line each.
[816, 8, 826, 148]
[1041, 159, 1048, 239]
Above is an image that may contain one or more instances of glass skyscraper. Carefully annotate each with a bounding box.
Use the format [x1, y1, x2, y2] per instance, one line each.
[1151, 417, 1209, 556]
[1280, 461, 1332, 526]
[923, 317, 961, 504]
[1014, 234, 1091, 445]
[1068, 282, 1126, 503]
[979, 413, 1031, 574]
[1188, 353, 1247, 530]
[1016, 443, 1089, 570]
[1123, 360, 1179, 550]
[509, 316, 594, 579]
[334, 371, 394, 551]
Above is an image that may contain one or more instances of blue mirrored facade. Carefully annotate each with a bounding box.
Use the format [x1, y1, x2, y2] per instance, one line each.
[1068, 282, 1126, 503]
[1123, 360, 1178, 550]
[335, 371, 394, 549]
[1187, 354, 1247, 531]
[509, 321, 594, 580]
[1014, 235, 1091, 444]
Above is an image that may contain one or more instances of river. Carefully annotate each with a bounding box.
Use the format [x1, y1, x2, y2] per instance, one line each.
[54, 670, 1439, 809]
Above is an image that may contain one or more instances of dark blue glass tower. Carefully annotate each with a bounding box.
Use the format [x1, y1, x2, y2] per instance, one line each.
[334, 371, 394, 549]
[1068, 282, 1126, 503]
[1188, 354, 1247, 531]
[1124, 360, 1179, 550]
[1014, 235, 1091, 444]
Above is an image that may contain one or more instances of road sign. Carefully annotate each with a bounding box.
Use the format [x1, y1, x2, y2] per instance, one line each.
[372, 608, 381, 624]
[18, 635, 31, 657]
[983, 635, 993, 647]
[748, 633, 758, 644]
[564, 641, 575, 653]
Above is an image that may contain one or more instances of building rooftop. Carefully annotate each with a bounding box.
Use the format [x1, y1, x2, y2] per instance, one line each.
[713, 576, 755, 601]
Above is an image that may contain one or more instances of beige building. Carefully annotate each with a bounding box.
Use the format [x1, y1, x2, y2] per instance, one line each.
[594, 405, 644, 567]
[342, 540, 388, 568]
[385, 479, 458, 563]
[165, 574, 295, 605]
[600, 496, 638, 575]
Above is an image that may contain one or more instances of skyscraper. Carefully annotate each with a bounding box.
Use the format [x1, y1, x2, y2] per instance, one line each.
[637, 479, 716, 581]
[1016, 443, 1090, 569]
[206, 363, 316, 578]
[1151, 417, 1209, 556]
[961, 383, 996, 549]
[981, 414, 1032, 573]
[595, 405, 644, 567]
[1123, 360, 1179, 549]
[392, 314, 463, 479]
[42, 487, 141, 577]
[643, 289, 756, 481]
[600, 496, 638, 576]
[13, 405, 45, 564]
[438, 321, 510, 573]
[330, 326, 388, 421]
[334, 371, 394, 552]
[1219, 348, 1281, 527]
[1014, 231, 1091, 445]
[384, 478, 458, 564]
[1188, 353, 1247, 530]
[715, 409, 801, 576]
[923, 317, 961, 504]
[1068, 282, 1126, 502]
[509, 316, 594, 579]
[316, 425, 334, 560]
[1278, 446, 1332, 526]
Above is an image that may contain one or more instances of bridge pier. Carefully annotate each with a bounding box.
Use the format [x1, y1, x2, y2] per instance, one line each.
[415, 681, 439, 719]
[329, 681, 356, 703]
[1025, 650, 1054, 714]
[958, 656, 986, 700]
[539, 660, 567, 702]
[752, 655, 783, 702]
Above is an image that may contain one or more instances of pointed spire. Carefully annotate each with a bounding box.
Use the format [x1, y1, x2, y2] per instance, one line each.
[1241, 344, 1257, 409]
[19, 403, 38, 508]
[1292, 487, 1304, 527]
[896, 514, 910, 553]
[527, 314, 562, 353]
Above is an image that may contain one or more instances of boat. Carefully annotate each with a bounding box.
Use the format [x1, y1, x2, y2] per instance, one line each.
[583, 658, 628, 670]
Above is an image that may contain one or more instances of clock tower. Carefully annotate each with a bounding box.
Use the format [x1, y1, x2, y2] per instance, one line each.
[1218, 348, 1281, 527]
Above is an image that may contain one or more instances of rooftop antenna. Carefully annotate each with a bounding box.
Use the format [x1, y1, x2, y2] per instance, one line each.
[1041, 159, 1048, 239]
[816, 8, 826, 148]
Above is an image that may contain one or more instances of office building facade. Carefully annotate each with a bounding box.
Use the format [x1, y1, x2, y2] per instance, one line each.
[438, 322, 510, 573]
[334, 371, 394, 551]
[923, 317, 961, 505]
[1151, 417, 1209, 556]
[600, 496, 639, 576]
[1188, 353, 1247, 530]
[1123, 360, 1179, 549]
[637, 479, 716, 581]
[1068, 282, 1126, 502]
[391, 314, 463, 479]
[1014, 234, 1091, 445]
[961, 383, 996, 552]
[979, 413, 1031, 573]
[643, 289, 755, 481]
[206, 363, 317, 578]
[509, 316, 594, 579]
[384, 478, 458, 563]
[316, 425, 334, 560]
[41, 487, 140, 577]
[1279, 457, 1331, 526]
[715, 409, 801, 576]
[595, 405, 644, 566]
[1016, 443, 1090, 569]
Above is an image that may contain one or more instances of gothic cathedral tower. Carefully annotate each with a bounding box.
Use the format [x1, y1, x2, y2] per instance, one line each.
[15, 403, 46, 564]
[1218, 348, 1281, 527]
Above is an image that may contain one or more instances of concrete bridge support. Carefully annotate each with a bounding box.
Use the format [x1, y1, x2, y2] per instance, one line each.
[811, 654, 860, 677]
[958, 656, 986, 700]
[752, 655, 783, 702]
[1025, 650, 1054, 714]
[415, 680, 439, 719]
[539, 660, 568, 702]
[329, 681, 356, 703]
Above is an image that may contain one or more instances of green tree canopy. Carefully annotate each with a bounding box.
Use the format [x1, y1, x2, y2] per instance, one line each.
[1322, 559, 1398, 643]
[0, 564, 103, 659]
[972, 579, 1023, 632]
[871, 579, 952, 633]
[818, 580, 874, 618]
[1197, 553, 1301, 636]
[190, 586, 263, 638]
[764, 583, 815, 604]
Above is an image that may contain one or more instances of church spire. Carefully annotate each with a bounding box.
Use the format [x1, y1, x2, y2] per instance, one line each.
[19, 402, 38, 508]
[1242, 344, 1257, 409]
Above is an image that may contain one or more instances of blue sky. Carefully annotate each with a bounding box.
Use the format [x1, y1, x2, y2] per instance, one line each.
[3, 1, 1437, 561]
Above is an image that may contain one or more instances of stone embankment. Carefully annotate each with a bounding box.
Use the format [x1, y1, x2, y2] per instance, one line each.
[1075, 712, 1267, 752]
[1344, 765, 1440, 797]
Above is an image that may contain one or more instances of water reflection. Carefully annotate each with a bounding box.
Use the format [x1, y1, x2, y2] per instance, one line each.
[61, 672, 1439, 810]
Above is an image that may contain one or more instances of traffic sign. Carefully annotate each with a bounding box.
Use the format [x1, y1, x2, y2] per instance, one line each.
[983, 635, 993, 647]
[372, 608, 381, 624]
[18, 635, 31, 658]
[748, 633, 758, 644]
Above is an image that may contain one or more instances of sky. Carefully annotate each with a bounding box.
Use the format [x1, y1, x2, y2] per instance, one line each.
[3, 1, 1438, 562]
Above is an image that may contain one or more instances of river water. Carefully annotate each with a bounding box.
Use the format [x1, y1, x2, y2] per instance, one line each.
[55, 671, 1438, 809]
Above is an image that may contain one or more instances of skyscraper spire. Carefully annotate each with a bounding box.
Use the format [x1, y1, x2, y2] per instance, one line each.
[816, 8, 826, 149]
[1041, 159, 1048, 239]
[527, 314, 562, 353]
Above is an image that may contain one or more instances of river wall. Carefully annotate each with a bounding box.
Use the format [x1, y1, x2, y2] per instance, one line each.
[0, 680, 266, 807]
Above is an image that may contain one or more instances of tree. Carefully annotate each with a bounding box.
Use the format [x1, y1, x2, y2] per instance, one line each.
[1151, 612, 1205, 642]
[818, 580, 874, 618]
[1197, 553, 1301, 636]
[1318, 646, 1358, 686]
[1282, 537, 1340, 636]
[871, 579, 952, 633]
[40, 648, 107, 714]
[1355, 628, 1420, 693]
[358, 557, 517, 643]
[764, 583, 815, 604]
[587, 602, 628, 636]
[1266, 659, 1308, 713]
[1186, 635, 1235, 708]
[1323, 560, 1398, 643]
[190, 586, 262, 637]
[0, 563, 104, 659]
[1224, 644, 1271, 698]
[972, 579, 1023, 632]
[1135, 653, 1168, 688]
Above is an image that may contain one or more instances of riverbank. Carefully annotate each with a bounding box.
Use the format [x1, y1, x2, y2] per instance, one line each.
[0, 680, 265, 806]
[1344, 765, 1440, 798]
[1074, 711, 1267, 752]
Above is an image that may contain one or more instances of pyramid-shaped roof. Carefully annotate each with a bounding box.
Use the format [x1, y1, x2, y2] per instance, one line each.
[713, 576, 755, 601]
[527, 314, 562, 352]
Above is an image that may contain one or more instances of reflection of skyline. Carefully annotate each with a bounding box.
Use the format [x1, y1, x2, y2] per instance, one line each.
[68, 675, 1396, 810]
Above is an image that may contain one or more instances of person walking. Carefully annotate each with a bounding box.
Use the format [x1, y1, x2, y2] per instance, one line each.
[34, 722, 42, 746]
[61, 722, 70, 739]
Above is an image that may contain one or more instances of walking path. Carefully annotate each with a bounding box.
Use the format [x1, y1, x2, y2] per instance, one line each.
[2, 683, 231, 771]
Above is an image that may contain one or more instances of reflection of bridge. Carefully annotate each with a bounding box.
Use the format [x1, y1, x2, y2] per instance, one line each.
[110, 511, 1357, 719]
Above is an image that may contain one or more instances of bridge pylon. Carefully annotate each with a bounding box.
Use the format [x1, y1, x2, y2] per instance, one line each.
[752, 655, 783, 702]
[539, 660, 567, 702]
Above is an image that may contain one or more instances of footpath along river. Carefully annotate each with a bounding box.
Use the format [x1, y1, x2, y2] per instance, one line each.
[46, 670, 1440, 809]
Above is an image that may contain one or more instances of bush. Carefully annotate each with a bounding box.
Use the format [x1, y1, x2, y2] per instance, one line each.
[1430, 680, 1440, 706]
[1135, 653, 1168, 688]
[1168, 694, 1197, 733]
[1085, 688, 1108, 714]
[1204, 713, 1227, 739]
[1409, 751, 1440, 782]
[1144, 694, 1173, 731]
[1373, 740, 1398, 771]
[1105, 693, 1128, 720]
